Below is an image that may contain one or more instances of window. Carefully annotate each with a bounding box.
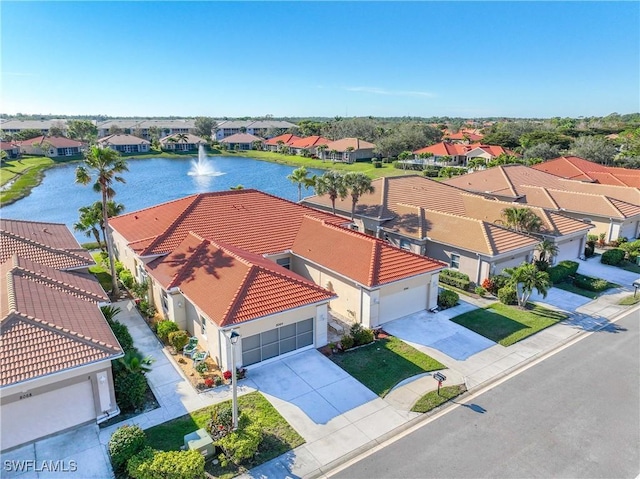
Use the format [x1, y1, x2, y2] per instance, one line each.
[276, 257, 291, 270]
[161, 290, 169, 313]
[450, 253, 460, 269]
[400, 239, 411, 250]
[200, 315, 207, 336]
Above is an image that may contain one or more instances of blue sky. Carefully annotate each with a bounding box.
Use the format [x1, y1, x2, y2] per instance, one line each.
[1, 2, 638, 118]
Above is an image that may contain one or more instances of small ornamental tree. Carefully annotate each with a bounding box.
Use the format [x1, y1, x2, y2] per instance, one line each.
[108, 425, 146, 472]
[503, 263, 551, 308]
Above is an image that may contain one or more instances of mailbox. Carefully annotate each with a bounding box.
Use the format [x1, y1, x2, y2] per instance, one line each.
[433, 372, 447, 382]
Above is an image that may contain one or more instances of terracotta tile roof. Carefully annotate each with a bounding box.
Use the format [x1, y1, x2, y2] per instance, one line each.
[146, 232, 335, 326]
[289, 136, 332, 149]
[17, 136, 83, 148]
[444, 165, 640, 207]
[220, 133, 264, 143]
[1, 219, 94, 269]
[1, 256, 120, 386]
[385, 205, 539, 256]
[264, 134, 302, 146]
[109, 190, 344, 256]
[324, 138, 376, 152]
[1, 141, 19, 150]
[532, 156, 640, 187]
[413, 142, 469, 156]
[444, 130, 484, 142]
[97, 134, 150, 146]
[292, 216, 444, 286]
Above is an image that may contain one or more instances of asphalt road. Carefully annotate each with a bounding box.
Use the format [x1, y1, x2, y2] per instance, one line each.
[331, 309, 640, 479]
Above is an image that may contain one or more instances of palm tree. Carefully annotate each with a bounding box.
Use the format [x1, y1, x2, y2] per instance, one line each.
[504, 263, 551, 308]
[344, 172, 375, 221]
[316, 144, 328, 161]
[251, 140, 263, 151]
[499, 207, 543, 233]
[100, 305, 122, 323]
[314, 171, 347, 215]
[535, 239, 559, 267]
[74, 203, 103, 249]
[345, 146, 355, 163]
[287, 166, 310, 202]
[329, 149, 339, 163]
[175, 133, 189, 143]
[119, 350, 154, 374]
[76, 146, 128, 295]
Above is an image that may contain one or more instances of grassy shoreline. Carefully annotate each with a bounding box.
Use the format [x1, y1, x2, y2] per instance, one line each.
[1, 148, 415, 207]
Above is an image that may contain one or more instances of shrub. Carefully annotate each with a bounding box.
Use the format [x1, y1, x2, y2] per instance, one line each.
[481, 278, 495, 294]
[115, 261, 125, 275]
[601, 248, 625, 266]
[547, 260, 579, 284]
[498, 286, 518, 305]
[340, 334, 354, 350]
[573, 274, 610, 292]
[214, 375, 223, 386]
[156, 320, 179, 342]
[138, 301, 156, 319]
[110, 321, 134, 352]
[587, 234, 598, 243]
[223, 370, 232, 381]
[439, 269, 471, 291]
[204, 377, 214, 388]
[438, 289, 459, 309]
[131, 280, 149, 300]
[195, 362, 208, 375]
[127, 447, 156, 479]
[492, 274, 510, 292]
[101, 305, 122, 323]
[114, 367, 147, 411]
[350, 323, 374, 346]
[108, 424, 146, 472]
[475, 286, 487, 297]
[534, 259, 549, 271]
[372, 160, 382, 168]
[168, 330, 189, 352]
[207, 403, 234, 440]
[119, 269, 134, 288]
[130, 450, 205, 479]
[217, 419, 262, 468]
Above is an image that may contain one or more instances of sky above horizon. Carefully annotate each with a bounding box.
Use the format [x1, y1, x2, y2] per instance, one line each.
[1, 2, 638, 119]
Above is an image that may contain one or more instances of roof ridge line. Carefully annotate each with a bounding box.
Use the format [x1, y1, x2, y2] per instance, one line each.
[0, 230, 92, 265]
[14, 266, 107, 302]
[480, 221, 497, 256]
[142, 195, 203, 254]
[369, 241, 382, 286]
[498, 166, 518, 197]
[222, 266, 258, 326]
[168, 234, 210, 288]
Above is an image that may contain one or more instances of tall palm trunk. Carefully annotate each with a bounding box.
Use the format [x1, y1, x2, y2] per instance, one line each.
[102, 184, 120, 295]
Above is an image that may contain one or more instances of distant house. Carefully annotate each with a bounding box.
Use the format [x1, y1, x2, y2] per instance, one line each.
[320, 138, 376, 163]
[1, 141, 20, 159]
[0, 219, 122, 451]
[532, 156, 640, 188]
[18, 136, 83, 157]
[464, 144, 517, 164]
[220, 132, 264, 151]
[289, 136, 332, 156]
[264, 133, 302, 152]
[214, 120, 298, 140]
[160, 133, 207, 151]
[412, 142, 469, 166]
[0, 119, 68, 136]
[97, 119, 196, 139]
[98, 134, 150, 154]
[443, 129, 484, 144]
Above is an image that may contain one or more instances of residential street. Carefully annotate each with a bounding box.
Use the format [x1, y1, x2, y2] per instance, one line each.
[330, 309, 639, 479]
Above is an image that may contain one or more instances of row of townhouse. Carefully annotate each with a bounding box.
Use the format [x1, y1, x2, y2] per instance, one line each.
[409, 141, 517, 167]
[263, 134, 376, 163]
[0, 119, 70, 136]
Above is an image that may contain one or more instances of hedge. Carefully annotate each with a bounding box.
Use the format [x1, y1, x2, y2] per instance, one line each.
[601, 248, 625, 266]
[498, 286, 517, 305]
[110, 321, 134, 352]
[108, 425, 146, 472]
[573, 274, 610, 292]
[439, 269, 471, 291]
[128, 449, 205, 479]
[438, 289, 459, 309]
[547, 260, 579, 284]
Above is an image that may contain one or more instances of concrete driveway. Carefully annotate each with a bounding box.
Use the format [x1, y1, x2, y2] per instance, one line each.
[383, 307, 496, 361]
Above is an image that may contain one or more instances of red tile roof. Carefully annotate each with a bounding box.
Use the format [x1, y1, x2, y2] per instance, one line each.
[18, 136, 83, 148]
[1, 141, 19, 150]
[1, 219, 94, 269]
[289, 136, 332, 149]
[292, 216, 444, 286]
[1, 255, 120, 386]
[264, 134, 302, 146]
[532, 156, 640, 187]
[444, 130, 484, 142]
[146, 232, 335, 325]
[413, 142, 470, 156]
[109, 190, 344, 256]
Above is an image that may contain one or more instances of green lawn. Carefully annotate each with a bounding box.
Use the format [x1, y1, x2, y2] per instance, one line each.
[451, 303, 567, 347]
[618, 261, 640, 275]
[89, 252, 112, 291]
[225, 150, 415, 179]
[329, 336, 445, 397]
[554, 274, 618, 299]
[553, 282, 599, 299]
[619, 295, 640, 306]
[411, 385, 467, 413]
[145, 392, 304, 479]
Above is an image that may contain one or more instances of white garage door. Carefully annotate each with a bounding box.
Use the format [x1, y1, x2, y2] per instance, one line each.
[1, 379, 95, 450]
[378, 284, 428, 324]
[555, 240, 581, 263]
[620, 221, 639, 241]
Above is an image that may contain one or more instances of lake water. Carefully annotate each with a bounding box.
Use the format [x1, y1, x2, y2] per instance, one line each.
[1, 155, 323, 242]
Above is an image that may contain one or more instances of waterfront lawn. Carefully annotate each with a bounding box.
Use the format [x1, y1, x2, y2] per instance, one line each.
[411, 384, 467, 413]
[451, 303, 567, 347]
[228, 150, 413, 179]
[329, 336, 445, 397]
[145, 392, 304, 479]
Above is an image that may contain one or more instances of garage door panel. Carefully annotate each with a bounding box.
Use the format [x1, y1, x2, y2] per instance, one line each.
[379, 285, 427, 323]
[620, 222, 638, 240]
[1, 380, 95, 450]
[242, 318, 314, 366]
[556, 240, 581, 262]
